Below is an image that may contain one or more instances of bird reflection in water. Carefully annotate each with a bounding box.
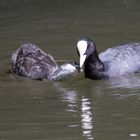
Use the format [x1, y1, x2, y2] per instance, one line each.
[53, 83, 94, 140]
[81, 97, 94, 140]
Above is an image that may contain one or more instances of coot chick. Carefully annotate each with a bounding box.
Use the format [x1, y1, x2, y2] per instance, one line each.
[76, 37, 140, 80]
[11, 43, 79, 80]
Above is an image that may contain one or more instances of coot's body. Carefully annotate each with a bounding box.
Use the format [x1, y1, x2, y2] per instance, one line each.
[11, 43, 79, 80]
[76, 37, 140, 80]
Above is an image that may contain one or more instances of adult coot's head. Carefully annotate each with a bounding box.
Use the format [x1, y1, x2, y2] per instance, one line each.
[76, 37, 106, 80]
[76, 37, 97, 71]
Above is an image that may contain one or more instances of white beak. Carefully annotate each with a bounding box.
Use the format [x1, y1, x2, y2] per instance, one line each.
[77, 40, 88, 71]
[79, 54, 86, 70]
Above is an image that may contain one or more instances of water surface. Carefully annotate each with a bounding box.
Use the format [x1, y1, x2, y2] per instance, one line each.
[0, 0, 140, 140]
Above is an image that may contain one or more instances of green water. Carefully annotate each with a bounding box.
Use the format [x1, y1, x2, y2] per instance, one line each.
[0, 0, 140, 140]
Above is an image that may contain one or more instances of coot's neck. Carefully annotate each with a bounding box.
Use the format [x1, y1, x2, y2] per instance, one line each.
[84, 51, 107, 80]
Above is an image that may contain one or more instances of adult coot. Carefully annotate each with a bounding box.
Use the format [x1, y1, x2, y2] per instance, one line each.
[76, 37, 140, 80]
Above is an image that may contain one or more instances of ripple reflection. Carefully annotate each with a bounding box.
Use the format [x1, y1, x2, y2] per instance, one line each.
[53, 83, 94, 140]
[81, 97, 93, 140]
